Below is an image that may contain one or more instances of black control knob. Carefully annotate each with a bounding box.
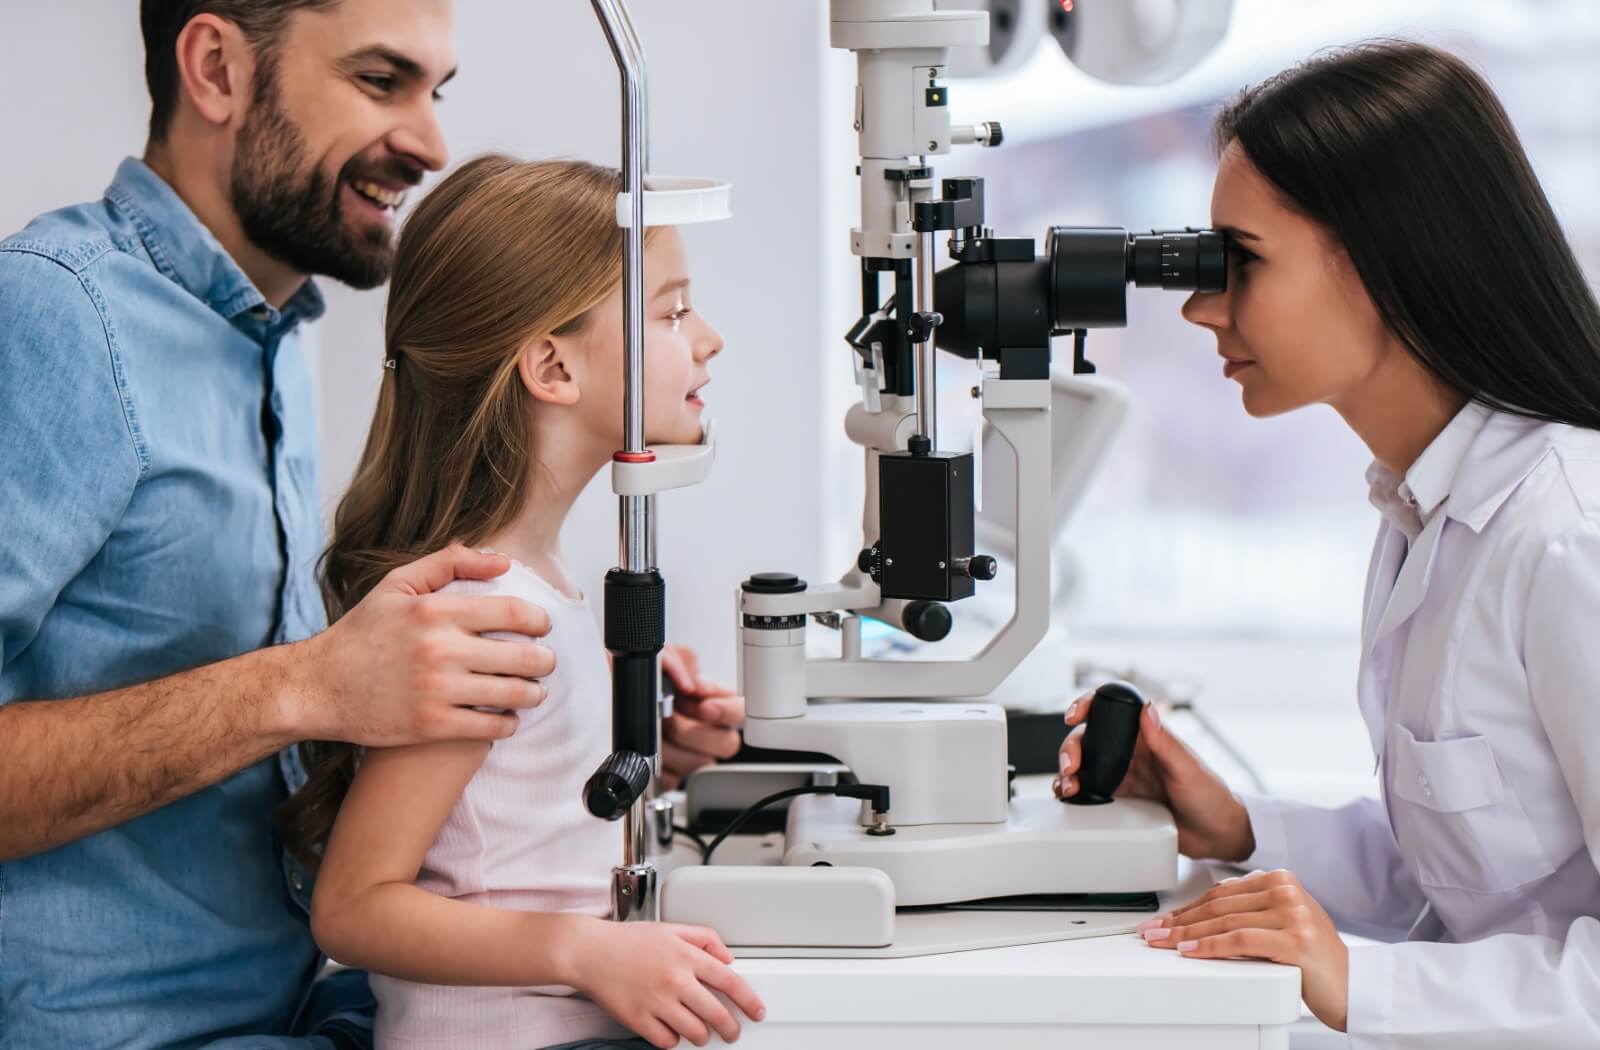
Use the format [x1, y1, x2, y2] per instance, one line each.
[902, 600, 952, 642]
[956, 555, 997, 581]
[583, 750, 651, 820]
[857, 547, 882, 580]
[1068, 681, 1146, 806]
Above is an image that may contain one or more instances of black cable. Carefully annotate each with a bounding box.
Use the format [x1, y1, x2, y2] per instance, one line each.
[671, 824, 710, 860]
[702, 782, 890, 863]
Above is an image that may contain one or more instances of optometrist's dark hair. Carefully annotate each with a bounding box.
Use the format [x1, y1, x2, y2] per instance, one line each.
[1215, 39, 1600, 429]
[141, 0, 341, 143]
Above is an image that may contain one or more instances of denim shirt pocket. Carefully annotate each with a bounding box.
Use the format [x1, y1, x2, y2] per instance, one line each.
[1389, 724, 1556, 892]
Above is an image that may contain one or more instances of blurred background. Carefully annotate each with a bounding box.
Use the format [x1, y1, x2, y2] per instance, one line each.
[2, 1, 1597, 819]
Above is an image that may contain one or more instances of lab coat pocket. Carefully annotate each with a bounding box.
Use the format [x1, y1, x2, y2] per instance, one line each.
[1389, 725, 1555, 893]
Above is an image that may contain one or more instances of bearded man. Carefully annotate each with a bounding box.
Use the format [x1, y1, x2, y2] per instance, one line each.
[0, 3, 745, 1046]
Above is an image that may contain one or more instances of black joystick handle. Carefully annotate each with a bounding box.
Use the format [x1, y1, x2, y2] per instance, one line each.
[1068, 681, 1146, 806]
[583, 750, 650, 820]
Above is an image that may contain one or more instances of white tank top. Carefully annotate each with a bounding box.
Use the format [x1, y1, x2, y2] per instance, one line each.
[369, 561, 630, 1049]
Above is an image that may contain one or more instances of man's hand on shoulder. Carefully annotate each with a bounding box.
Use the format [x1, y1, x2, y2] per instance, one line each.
[285, 545, 556, 746]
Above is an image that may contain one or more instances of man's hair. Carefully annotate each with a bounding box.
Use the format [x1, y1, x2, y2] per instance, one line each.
[141, 0, 341, 143]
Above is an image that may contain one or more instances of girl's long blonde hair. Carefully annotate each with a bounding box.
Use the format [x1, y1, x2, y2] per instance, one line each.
[279, 154, 656, 866]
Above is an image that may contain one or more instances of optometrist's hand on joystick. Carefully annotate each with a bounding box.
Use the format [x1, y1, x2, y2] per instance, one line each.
[1055, 685, 1256, 863]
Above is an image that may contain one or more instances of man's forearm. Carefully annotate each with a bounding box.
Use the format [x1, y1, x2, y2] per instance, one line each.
[0, 643, 307, 861]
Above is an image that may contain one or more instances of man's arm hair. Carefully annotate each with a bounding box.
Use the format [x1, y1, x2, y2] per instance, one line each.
[0, 644, 308, 861]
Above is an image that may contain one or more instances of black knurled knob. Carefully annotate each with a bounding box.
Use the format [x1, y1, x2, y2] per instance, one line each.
[903, 600, 952, 642]
[963, 555, 998, 581]
[583, 750, 651, 820]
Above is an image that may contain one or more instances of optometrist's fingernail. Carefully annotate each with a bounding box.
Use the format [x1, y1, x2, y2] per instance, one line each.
[1065, 700, 1080, 722]
[1177, 940, 1199, 952]
[1147, 703, 1162, 732]
[1143, 927, 1171, 942]
[1059, 751, 1073, 774]
[1051, 775, 1063, 797]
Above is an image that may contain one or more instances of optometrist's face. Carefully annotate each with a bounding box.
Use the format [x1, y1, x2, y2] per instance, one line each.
[1181, 142, 1395, 418]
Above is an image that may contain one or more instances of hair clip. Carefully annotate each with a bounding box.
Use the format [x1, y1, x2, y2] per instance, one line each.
[383, 358, 397, 371]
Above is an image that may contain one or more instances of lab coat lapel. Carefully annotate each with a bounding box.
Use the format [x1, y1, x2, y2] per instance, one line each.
[1371, 511, 1447, 649]
[1361, 524, 1407, 656]
[1356, 523, 1406, 757]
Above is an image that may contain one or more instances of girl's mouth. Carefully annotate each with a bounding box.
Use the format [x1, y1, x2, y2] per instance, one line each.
[1223, 359, 1256, 380]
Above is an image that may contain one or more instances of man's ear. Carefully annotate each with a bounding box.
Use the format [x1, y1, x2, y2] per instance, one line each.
[173, 14, 254, 129]
[517, 337, 582, 407]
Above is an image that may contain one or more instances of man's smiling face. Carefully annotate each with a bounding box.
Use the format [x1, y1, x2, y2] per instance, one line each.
[229, 0, 456, 289]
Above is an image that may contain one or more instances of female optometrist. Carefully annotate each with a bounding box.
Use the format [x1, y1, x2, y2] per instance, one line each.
[1056, 40, 1600, 1048]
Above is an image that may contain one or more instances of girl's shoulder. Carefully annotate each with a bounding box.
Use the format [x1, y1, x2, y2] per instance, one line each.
[438, 556, 588, 610]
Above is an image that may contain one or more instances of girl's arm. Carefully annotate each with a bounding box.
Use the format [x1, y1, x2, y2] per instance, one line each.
[309, 737, 769, 1048]
[310, 739, 588, 985]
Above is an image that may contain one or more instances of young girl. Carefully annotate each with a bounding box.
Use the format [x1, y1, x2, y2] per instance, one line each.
[279, 155, 765, 1050]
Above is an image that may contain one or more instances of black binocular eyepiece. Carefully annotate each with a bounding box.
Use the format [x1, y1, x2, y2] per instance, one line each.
[1044, 226, 1227, 333]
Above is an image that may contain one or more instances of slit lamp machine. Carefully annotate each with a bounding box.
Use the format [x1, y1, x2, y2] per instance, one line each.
[579, 0, 1230, 957]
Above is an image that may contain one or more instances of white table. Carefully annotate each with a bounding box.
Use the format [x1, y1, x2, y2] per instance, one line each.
[727, 921, 1302, 1049]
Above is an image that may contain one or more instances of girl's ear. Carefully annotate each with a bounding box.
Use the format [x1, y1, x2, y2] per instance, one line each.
[517, 336, 582, 406]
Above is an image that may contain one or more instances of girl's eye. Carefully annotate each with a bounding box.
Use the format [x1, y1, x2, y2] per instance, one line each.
[1227, 244, 1259, 268]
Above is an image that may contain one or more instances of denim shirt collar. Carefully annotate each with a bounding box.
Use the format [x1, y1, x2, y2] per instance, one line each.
[105, 156, 325, 328]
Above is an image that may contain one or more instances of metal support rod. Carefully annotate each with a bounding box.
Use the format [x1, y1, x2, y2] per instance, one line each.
[591, 0, 660, 925]
[593, 0, 652, 573]
[915, 228, 939, 447]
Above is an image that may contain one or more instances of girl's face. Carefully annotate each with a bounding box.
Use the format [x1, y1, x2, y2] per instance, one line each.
[1181, 143, 1397, 417]
[558, 227, 724, 448]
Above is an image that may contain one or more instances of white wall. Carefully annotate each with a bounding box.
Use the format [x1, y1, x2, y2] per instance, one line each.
[0, 2, 857, 684]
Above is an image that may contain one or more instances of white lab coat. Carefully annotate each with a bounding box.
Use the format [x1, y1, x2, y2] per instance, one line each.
[1241, 403, 1600, 1048]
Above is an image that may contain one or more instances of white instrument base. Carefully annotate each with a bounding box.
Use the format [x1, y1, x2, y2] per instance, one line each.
[786, 793, 1177, 906]
[663, 849, 1210, 960]
[661, 793, 1180, 957]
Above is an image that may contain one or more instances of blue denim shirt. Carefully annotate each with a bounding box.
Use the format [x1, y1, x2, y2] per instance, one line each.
[0, 159, 371, 1049]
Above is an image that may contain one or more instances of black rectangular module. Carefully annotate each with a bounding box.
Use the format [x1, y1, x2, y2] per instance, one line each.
[878, 451, 976, 602]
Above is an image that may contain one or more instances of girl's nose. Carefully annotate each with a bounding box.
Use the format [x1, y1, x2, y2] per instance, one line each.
[696, 322, 725, 361]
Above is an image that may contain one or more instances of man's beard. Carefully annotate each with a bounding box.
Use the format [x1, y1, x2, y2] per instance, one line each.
[229, 61, 417, 291]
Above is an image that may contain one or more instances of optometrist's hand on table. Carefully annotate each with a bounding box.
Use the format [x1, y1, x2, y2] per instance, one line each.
[291, 545, 554, 745]
[1139, 868, 1349, 1032]
[1055, 691, 1255, 862]
[659, 644, 745, 789]
[567, 918, 767, 1048]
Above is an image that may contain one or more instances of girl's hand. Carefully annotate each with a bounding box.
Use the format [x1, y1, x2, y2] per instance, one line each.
[567, 918, 767, 1048]
[1141, 868, 1349, 1032]
[1056, 692, 1255, 862]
